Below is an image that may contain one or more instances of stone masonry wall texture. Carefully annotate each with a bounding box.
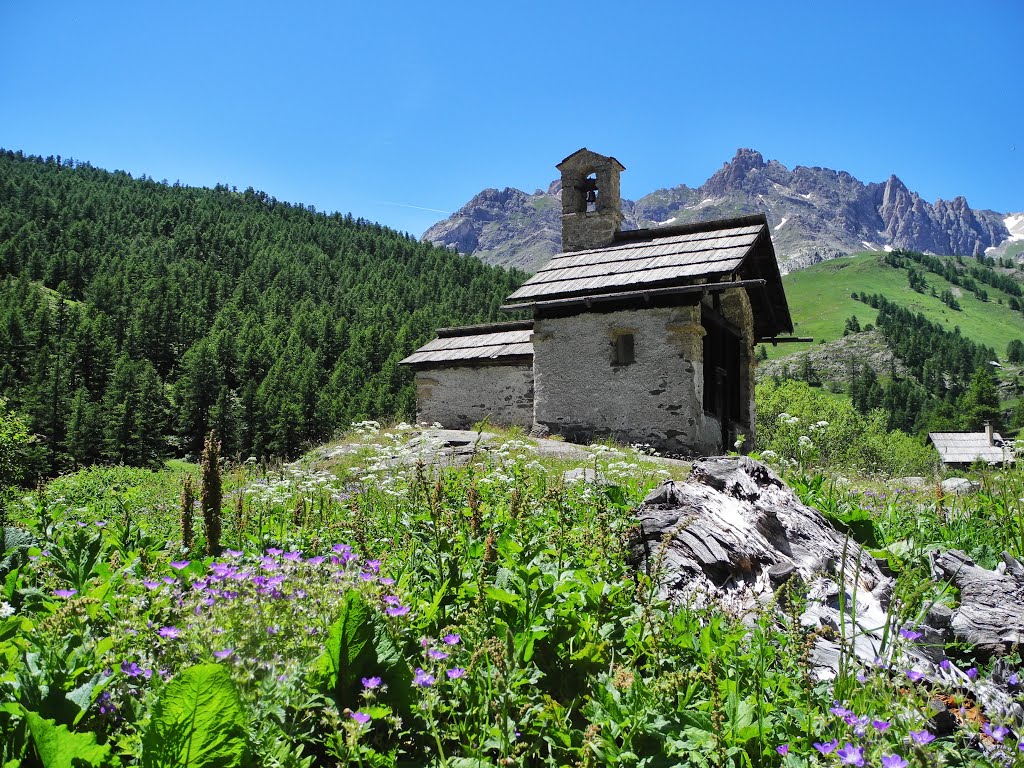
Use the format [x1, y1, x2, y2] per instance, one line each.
[532, 306, 717, 455]
[415, 364, 534, 429]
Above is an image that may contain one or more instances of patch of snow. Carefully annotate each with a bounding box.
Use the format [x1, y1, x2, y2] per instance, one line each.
[1005, 214, 1024, 242]
[655, 216, 677, 226]
[801, 193, 813, 200]
[862, 241, 875, 250]
[774, 217, 788, 231]
[883, 245, 893, 252]
[687, 197, 718, 210]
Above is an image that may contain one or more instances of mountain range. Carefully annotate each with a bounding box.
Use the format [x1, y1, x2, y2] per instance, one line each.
[423, 149, 1021, 273]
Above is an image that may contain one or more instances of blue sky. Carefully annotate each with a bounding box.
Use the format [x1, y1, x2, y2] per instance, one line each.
[3, 0, 1021, 237]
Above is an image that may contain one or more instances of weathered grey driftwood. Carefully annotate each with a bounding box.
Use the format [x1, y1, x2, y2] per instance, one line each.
[932, 549, 1024, 656]
[631, 456, 895, 678]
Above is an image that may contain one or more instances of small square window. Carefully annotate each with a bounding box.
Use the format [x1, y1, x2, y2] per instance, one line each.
[613, 333, 635, 365]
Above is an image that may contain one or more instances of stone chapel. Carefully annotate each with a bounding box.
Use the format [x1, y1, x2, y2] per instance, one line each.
[400, 148, 794, 455]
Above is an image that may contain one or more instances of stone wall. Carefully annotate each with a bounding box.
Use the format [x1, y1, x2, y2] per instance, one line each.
[532, 305, 718, 455]
[414, 363, 534, 430]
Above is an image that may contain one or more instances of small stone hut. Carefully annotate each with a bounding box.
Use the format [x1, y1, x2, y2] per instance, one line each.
[401, 148, 794, 455]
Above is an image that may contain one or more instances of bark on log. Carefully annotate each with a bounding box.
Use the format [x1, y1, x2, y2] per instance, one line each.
[932, 549, 1024, 657]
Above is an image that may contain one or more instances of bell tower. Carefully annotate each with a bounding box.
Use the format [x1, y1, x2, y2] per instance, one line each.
[557, 148, 625, 252]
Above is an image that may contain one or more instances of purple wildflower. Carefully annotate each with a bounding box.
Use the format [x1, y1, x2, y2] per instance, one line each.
[225, 549, 243, 558]
[830, 704, 853, 718]
[213, 648, 234, 660]
[813, 739, 839, 754]
[386, 605, 409, 617]
[872, 719, 891, 733]
[362, 676, 382, 689]
[446, 667, 466, 679]
[157, 626, 181, 639]
[307, 556, 325, 566]
[836, 743, 865, 766]
[966, 667, 978, 680]
[442, 633, 461, 645]
[121, 661, 144, 678]
[900, 628, 922, 641]
[162, 576, 175, 584]
[95, 521, 106, 528]
[383, 595, 402, 605]
[380, 577, 395, 585]
[1009, 673, 1019, 686]
[775, 744, 789, 756]
[910, 729, 935, 745]
[283, 550, 302, 561]
[359, 572, 374, 582]
[266, 547, 283, 556]
[846, 714, 868, 735]
[940, 659, 951, 671]
[170, 560, 190, 570]
[366, 559, 381, 574]
[905, 669, 924, 682]
[413, 667, 435, 687]
[53, 589, 77, 598]
[880, 756, 908, 768]
[351, 711, 372, 724]
[982, 723, 1008, 743]
[427, 649, 449, 661]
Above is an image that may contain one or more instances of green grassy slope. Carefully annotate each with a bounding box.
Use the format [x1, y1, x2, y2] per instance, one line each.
[770, 252, 1024, 360]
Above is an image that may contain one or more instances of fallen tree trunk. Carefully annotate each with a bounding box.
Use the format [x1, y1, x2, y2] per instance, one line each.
[932, 549, 1024, 656]
[630, 456, 895, 677]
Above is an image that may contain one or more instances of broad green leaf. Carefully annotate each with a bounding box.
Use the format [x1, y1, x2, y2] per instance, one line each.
[141, 663, 247, 768]
[25, 710, 112, 768]
[314, 591, 413, 716]
[420, 578, 449, 623]
[484, 586, 522, 607]
[1, 527, 36, 579]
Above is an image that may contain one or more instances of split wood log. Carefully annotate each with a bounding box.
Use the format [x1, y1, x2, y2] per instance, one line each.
[932, 549, 1024, 657]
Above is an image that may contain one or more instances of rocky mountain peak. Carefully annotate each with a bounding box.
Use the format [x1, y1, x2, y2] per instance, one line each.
[422, 151, 1013, 273]
[700, 148, 768, 197]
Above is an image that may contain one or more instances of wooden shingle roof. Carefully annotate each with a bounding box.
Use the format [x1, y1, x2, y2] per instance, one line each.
[503, 214, 793, 338]
[400, 321, 533, 367]
[929, 432, 1014, 465]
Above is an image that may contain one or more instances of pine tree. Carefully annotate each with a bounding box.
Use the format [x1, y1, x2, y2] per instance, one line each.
[959, 366, 1001, 430]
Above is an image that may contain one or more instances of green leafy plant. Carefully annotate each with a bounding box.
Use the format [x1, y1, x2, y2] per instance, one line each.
[141, 664, 248, 768]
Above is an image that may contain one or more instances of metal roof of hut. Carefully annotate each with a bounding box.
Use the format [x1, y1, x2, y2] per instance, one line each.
[400, 320, 533, 367]
[501, 213, 793, 339]
[928, 431, 1014, 465]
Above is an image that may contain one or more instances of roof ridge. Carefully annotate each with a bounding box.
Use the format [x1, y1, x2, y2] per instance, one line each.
[612, 213, 768, 243]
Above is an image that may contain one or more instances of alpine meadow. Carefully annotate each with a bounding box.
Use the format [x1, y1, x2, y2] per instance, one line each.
[3, 144, 1024, 768]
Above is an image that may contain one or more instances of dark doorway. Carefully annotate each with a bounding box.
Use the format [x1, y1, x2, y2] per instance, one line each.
[702, 313, 742, 449]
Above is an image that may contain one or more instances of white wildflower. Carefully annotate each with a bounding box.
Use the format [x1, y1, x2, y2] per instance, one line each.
[0, 602, 14, 619]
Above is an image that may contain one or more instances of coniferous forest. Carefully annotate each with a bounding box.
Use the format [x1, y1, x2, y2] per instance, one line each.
[0, 149, 525, 476]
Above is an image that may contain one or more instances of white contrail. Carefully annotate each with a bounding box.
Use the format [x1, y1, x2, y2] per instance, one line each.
[376, 200, 451, 214]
